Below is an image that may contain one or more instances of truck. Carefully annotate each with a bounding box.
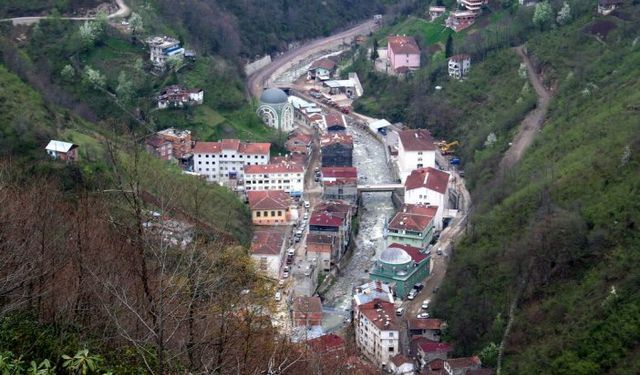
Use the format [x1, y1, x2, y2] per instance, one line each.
[450, 157, 461, 166]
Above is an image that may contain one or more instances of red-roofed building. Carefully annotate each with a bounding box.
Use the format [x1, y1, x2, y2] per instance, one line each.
[321, 167, 359, 203]
[386, 204, 438, 250]
[292, 296, 323, 327]
[321, 133, 353, 167]
[307, 58, 337, 81]
[389, 354, 415, 375]
[444, 356, 482, 375]
[408, 318, 447, 341]
[285, 131, 312, 154]
[370, 242, 431, 299]
[412, 337, 453, 368]
[324, 113, 347, 132]
[307, 233, 336, 271]
[355, 299, 400, 368]
[310, 200, 353, 261]
[157, 85, 203, 109]
[251, 228, 286, 278]
[145, 135, 173, 161]
[193, 139, 270, 188]
[247, 190, 294, 225]
[387, 35, 421, 72]
[306, 333, 346, 358]
[244, 160, 304, 197]
[397, 129, 436, 182]
[404, 167, 451, 230]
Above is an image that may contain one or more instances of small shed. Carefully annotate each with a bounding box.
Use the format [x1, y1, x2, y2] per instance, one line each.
[45, 140, 78, 162]
[368, 119, 392, 134]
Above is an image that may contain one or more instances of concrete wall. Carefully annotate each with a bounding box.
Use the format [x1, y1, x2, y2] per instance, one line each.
[245, 55, 273, 76]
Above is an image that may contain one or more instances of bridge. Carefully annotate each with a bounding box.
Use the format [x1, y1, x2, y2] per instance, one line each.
[357, 183, 404, 193]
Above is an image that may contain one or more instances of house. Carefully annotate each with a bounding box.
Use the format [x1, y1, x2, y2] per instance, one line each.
[324, 113, 347, 133]
[192, 139, 270, 187]
[385, 204, 438, 251]
[285, 131, 312, 155]
[155, 128, 193, 160]
[446, 10, 477, 32]
[428, 6, 446, 21]
[397, 129, 437, 182]
[45, 140, 78, 162]
[147, 36, 184, 68]
[369, 243, 431, 299]
[251, 229, 286, 279]
[387, 35, 421, 72]
[444, 356, 482, 375]
[292, 296, 323, 327]
[321, 167, 358, 203]
[247, 190, 295, 226]
[288, 96, 322, 126]
[412, 337, 452, 369]
[519, 0, 538, 5]
[305, 333, 346, 359]
[407, 318, 446, 342]
[244, 161, 304, 197]
[355, 299, 400, 368]
[389, 354, 415, 375]
[307, 234, 336, 272]
[353, 281, 395, 313]
[598, 0, 624, 15]
[323, 79, 358, 97]
[307, 58, 337, 81]
[157, 85, 203, 109]
[145, 135, 173, 161]
[369, 119, 392, 135]
[459, 0, 488, 13]
[404, 168, 451, 230]
[320, 133, 353, 167]
[448, 54, 471, 80]
[310, 200, 353, 259]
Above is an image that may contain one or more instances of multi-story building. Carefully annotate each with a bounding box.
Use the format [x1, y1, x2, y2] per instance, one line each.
[292, 296, 323, 327]
[247, 190, 295, 226]
[353, 281, 395, 314]
[147, 36, 184, 68]
[310, 200, 353, 260]
[251, 229, 286, 279]
[307, 233, 336, 272]
[244, 161, 304, 198]
[321, 167, 358, 203]
[145, 135, 173, 161]
[404, 167, 450, 229]
[321, 133, 353, 167]
[157, 85, 204, 109]
[458, 0, 488, 13]
[192, 139, 270, 186]
[355, 299, 400, 368]
[307, 58, 337, 81]
[369, 243, 431, 299]
[324, 113, 347, 133]
[446, 10, 477, 32]
[397, 129, 436, 183]
[387, 35, 421, 72]
[385, 204, 437, 250]
[448, 54, 471, 80]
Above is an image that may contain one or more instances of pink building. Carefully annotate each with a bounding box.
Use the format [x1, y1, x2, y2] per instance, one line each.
[387, 35, 421, 72]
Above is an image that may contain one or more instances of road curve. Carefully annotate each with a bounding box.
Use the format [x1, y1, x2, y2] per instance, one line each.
[247, 20, 377, 99]
[1, 0, 130, 25]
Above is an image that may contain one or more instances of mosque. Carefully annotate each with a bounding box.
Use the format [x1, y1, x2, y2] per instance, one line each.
[257, 88, 294, 132]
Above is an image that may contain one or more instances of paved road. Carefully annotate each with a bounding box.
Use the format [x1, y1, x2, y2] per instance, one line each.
[247, 20, 377, 99]
[498, 46, 552, 174]
[1, 0, 130, 25]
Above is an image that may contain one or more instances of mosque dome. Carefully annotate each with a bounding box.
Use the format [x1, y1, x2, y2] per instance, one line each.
[260, 88, 288, 104]
[379, 246, 412, 265]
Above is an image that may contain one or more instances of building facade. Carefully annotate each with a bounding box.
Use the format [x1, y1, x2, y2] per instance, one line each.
[244, 162, 304, 197]
[369, 243, 431, 299]
[355, 299, 400, 368]
[404, 168, 450, 230]
[147, 36, 184, 68]
[251, 229, 286, 279]
[397, 129, 437, 183]
[307, 58, 336, 81]
[387, 35, 421, 72]
[247, 190, 295, 226]
[157, 85, 203, 109]
[385, 204, 437, 250]
[192, 139, 270, 186]
[257, 88, 295, 132]
[45, 140, 78, 162]
[448, 54, 471, 79]
[321, 133, 353, 167]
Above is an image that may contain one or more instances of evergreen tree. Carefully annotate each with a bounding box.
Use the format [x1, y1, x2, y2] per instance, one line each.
[371, 39, 379, 61]
[445, 34, 453, 58]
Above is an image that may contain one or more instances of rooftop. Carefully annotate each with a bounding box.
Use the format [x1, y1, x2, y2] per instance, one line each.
[157, 128, 191, 138]
[390, 354, 412, 367]
[192, 140, 270, 155]
[321, 167, 358, 179]
[146, 134, 171, 149]
[260, 88, 288, 104]
[388, 35, 420, 55]
[309, 57, 337, 71]
[244, 161, 304, 175]
[320, 133, 353, 147]
[324, 113, 346, 128]
[388, 243, 429, 264]
[387, 204, 437, 233]
[247, 190, 292, 210]
[146, 35, 180, 47]
[358, 299, 399, 331]
[415, 338, 453, 353]
[292, 296, 323, 314]
[445, 356, 482, 369]
[407, 318, 446, 331]
[309, 211, 344, 228]
[306, 333, 345, 354]
[251, 230, 285, 255]
[353, 281, 394, 306]
[405, 167, 451, 194]
[307, 233, 336, 245]
[398, 129, 436, 152]
[45, 140, 77, 153]
[449, 54, 471, 63]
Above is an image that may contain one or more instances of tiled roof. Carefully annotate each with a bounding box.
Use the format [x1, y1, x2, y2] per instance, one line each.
[309, 211, 344, 228]
[387, 204, 437, 232]
[292, 296, 323, 314]
[405, 167, 450, 194]
[324, 178, 358, 186]
[388, 35, 420, 55]
[398, 129, 436, 152]
[145, 135, 170, 149]
[388, 243, 428, 263]
[239, 142, 271, 154]
[244, 162, 303, 174]
[358, 299, 399, 331]
[416, 339, 452, 353]
[407, 318, 445, 331]
[449, 54, 471, 63]
[390, 354, 412, 367]
[307, 233, 335, 245]
[306, 333, 345, 353]
[314, 200, 352, 213]
[193, 140, 270, 155]
[251, 230, 284, 255]
[45, 140, 77, 153]
[247, 190, 291, 210]
[324, 113, 346, 128]
[309, 58, 337, 71]
[445, 356, 481, 369]
[192, 141, 222, 154]
[320, 133, 353, 147]
[321, 167, 358, 179]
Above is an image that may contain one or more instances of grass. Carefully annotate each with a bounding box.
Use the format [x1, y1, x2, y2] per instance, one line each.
[384, 16, 453, 46]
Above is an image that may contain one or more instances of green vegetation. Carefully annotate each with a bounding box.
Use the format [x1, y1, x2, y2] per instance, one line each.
[0, 0, 102, 18]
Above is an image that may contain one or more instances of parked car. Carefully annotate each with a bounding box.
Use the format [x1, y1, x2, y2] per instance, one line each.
[278, 280, 284, 289]
[436, 247, 443, 256]
[283, 271, 289, 278]
[287, 248, 295, 257]
[274, 292, 281, 301]
[295, 230, 303, 237]
[421, 300, 430, 310]
[417, 312, 430, 319]
[303, 212, 309, 220]
[304, 201, 310, 208]
[395, 307, 405, 316]
[407, 291, 416, 300]
[413, 283, 424, 291]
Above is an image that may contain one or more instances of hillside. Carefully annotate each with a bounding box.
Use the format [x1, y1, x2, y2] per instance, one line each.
[434, 10, 640, 374]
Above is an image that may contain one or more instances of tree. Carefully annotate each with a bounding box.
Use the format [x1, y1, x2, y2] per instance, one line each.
[61, 349, 102, 375]
[370, 39, 379, 61]
[445, 34, 453, 58]
[78, 21, 98, 48]
[115, 72, 134, 104]
[556, 2, 571, 25]
[128, 12, 144, 34]
[61, 65, 75, 82]
[82, 66, 106, 89]
[533, 2, 553, 30]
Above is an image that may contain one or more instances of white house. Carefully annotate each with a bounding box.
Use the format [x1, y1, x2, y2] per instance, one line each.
[598, 0, 623, 15]
[397, 129, 437, 183]
[404, 167, 450, 230]
[353, 281, 395, 312]
[243, 161, 305, 198]
[389, 354, 415, 375]
[192, 139, 270, 187]
[355, 299, 400, 368]
[448, 54, 471, 80]
[45, 140, 78, 162]
[459, 0, 488, 13]
[307, 58, 336, 81]
[157, 85, 204, 109]
[251, 229, 286, 279]
[147, 36, 184, 68]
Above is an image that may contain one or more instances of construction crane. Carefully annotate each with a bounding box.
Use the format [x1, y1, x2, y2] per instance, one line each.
[440, 141, 460, 155]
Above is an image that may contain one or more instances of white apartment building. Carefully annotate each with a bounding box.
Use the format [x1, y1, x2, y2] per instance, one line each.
[397, 129, 437, 183]
[404, 167, 451, 230]
[448, 54, 471, 80]
[192, 139, 270, 186]
[147, 36, 184, 68]
[355, 299, 400, 368]
[243, 162, 305, 197]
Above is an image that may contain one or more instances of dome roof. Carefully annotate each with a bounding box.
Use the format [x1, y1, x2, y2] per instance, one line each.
[260, 88, 288, 104]
[379, 247, 412, 265]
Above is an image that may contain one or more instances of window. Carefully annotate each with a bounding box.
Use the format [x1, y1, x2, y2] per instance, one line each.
[389, 347, 394, 352]
[389, 332, 394, 337]
[205, 154, 209, 158]
[256, 211, 261, 217]
[418, 152, 423, 155]
[277, 210, 282, 216]
[198, 161, 202, 165]
[261, 155, 265, 159]
[417, 164, 423, 168]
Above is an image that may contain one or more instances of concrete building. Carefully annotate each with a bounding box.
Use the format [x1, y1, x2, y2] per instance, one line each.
[305, 333, 346, 360]
[397, 129, 437, 183]
[353, 281, 395, 313]
[251, 229, 286, 279]
[285, 130, 312, 155]
[445, 356, 483, 375]
[292, 296, 323, 327]
[321, 167, 358, 203]
[355, 299, 400, 368]
[448, 54, 471, 80]
[407, 318, 446, 342]
[387, 35, 421, 72]
[369, 243, 431, 299]
[459, 0, 488, 13]
[389, 354, 415, 375]
[324, 113, 347, 133]
[404, 168, 450, 230]
[307, 58, 336, 81]
[428, 6, 446, 21]
[385, 204, 437, 250]
[321, 133, 353, 167]
[257, 88, 295, 132]
[446, 10, 477, 32]
[598, 0, 624, 15]
[244, 161, 304, 198]
[147, 36, 184, 69]
[247, 190, 295, 226]
[192, 139, 270, 187]
[145, 135, 173, 161]
[307, 233, 336, 272]
[310, 200, 353, 260]
[412, 338, 453, 369]
[45, 140, 78, 162]
[157, 85, 203, 109]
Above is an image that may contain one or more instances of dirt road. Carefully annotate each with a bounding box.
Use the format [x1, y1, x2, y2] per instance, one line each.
[1, 0, 131, 25]
[498, 46, 551, 173]
[247, 20, 377, 99]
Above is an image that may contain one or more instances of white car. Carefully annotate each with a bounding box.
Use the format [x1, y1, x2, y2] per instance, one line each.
[303, 212, 309, 220]
[417, 312, 430, 319]
[274, 292, 281, 301]
[421, 300, 430, 310]
[282, 271, 289, 278]
[304, 201, 310, 208]
[407, 291, 416, 300]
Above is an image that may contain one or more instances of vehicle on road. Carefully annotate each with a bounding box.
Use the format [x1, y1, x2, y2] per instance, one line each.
[395, 307, 405, 316]
[436, 247, 443, 256]
[303, 212, 309, 220]
[413, 283, 424, 292]
[283, 271, 289, 278]
[274, 292, 281, 301]
[421, 300, 430, 310]
[287, 248, 295, 257]
[407, 290, 416, 300]
[417, 312, 430, 319]
[304, 201, 310, 208]
[295, 229, 303, 237]
[278, 280, 284, 288]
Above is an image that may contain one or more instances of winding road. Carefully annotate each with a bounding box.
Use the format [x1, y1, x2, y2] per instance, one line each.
[247, 20, 377, 99]
[0, 0, 130, 25]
